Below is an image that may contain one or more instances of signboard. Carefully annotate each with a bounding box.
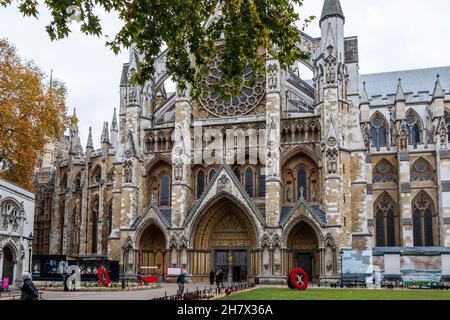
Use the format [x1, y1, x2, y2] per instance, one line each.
[167, 267, 182, 276]
[2, 277, 10, 290]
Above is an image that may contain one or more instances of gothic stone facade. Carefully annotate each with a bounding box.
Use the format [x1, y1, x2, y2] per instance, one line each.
[34, 0, 450, 283]
[0, 178, 35, 286]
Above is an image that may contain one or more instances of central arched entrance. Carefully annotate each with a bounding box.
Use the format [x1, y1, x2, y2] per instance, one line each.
[191, 196, 258, 282]
[136, 223, 167, 276]
[2, 246, 15, 285]
[286, 221, 320, 283]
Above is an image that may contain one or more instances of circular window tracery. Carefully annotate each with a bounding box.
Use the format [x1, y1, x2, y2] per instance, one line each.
[198, 56, 266, 117]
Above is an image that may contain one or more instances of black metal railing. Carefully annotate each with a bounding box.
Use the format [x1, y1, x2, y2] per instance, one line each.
[152, 282, 254, 300]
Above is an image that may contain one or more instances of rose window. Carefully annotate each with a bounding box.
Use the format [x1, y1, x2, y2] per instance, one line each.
[198, 57, 266, 117]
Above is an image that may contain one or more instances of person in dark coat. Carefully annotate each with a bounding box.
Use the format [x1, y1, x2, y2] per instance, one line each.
[216, 269, 224, 288]
[209, 270, 215, 285]
[177, 272, 186, 296]
[20, 272, 39, 301]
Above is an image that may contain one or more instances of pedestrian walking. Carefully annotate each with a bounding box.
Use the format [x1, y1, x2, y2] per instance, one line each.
[177, 272, 186, 296]
[217, 269, 224, 288]
[20, 272, 39, 301]
[209, 270, 215, 286]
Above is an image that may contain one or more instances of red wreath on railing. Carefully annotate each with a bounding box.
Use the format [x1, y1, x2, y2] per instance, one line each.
[287, 268, 309, 290]
[97, 267, 111, 287]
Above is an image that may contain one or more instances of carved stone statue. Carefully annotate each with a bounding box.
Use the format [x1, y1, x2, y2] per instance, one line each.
[327, 154, 337, 175]
[123, 160, 133, 183]
[398, 130, 408, 151]
[286, 184, 292, 202]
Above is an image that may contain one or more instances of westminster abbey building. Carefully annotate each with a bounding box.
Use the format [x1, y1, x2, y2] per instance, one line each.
[33, 0, 450, 284]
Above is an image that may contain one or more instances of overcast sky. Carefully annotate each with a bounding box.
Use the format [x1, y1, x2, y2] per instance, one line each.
[1, 0, 450, 148]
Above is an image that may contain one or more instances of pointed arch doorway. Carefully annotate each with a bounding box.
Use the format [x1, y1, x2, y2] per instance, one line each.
[191, 196, 258, 283]
[286, 221, 321, 282]
[2, 246, 15, 285]
[136, 223, 167, 276]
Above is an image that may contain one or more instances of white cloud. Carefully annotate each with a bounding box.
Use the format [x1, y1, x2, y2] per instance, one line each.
[1, 0, 449, 147]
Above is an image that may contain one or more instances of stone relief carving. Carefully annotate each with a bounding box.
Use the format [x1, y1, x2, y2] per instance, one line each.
[216, 174, 230, 193]
[324, 46, 337, 85]
[0, 200, 25, 233]
[267, 63, 279, 90]
[172, 122, 189, 182]
[326, 149, 338, 175]
[266, 120, 279, 179]
[363, 124, 371, 151]
[437, 116, 448, 148]
[128, 69, 138, 104]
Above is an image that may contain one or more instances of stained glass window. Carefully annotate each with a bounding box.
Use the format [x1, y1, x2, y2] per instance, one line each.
[410, 159, 433, 182]
[233, 168, 241, 182]
[297, 168, 308, 200]
[258, 167, 266, 197]
[374, 193, 397, 247]
[160, 175, 170, 206]
[406, 111, 422, 145]
[373, 160, 397, 183]
[196, 170, 205, 199]
[412, 192, 435, 247]
[92, 198, 99, 253]
[245, 167, 254, 197]
[370, 114, 388, 148]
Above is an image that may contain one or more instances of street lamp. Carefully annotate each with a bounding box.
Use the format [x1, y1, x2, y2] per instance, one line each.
[339, 249, 343, 288]
[28, 232, 34, 274]
[121, 243, 129, 290]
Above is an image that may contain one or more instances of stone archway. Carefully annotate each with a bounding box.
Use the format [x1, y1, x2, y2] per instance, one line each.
[286, 221, 321, 283]
[136, 224, 167, 276]
[2, 246, 15, 285]
[190, 196, 258, 282]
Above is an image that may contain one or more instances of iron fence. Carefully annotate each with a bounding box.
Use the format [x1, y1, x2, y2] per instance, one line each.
[152, 282, 254, 300]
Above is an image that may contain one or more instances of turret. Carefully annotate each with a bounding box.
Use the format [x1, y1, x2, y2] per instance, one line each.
[432, 74, 445, 120]
[320, 0, 345, 61]
[395, 78, 406, 123]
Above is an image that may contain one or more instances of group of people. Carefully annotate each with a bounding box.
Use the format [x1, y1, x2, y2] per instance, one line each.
[210, 269, 225, 288]
[176, 269, 226, 297]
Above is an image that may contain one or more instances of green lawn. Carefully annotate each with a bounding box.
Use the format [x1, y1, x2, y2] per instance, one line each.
[220, 288, 450, 300]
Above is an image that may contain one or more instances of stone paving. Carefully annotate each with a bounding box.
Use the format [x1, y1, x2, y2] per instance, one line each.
[40, 282, 219, 300]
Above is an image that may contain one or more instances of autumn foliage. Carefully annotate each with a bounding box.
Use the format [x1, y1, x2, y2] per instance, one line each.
[0, 39, 68, 190]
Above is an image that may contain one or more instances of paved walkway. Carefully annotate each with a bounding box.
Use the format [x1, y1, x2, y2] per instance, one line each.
[41, 282, 218, 300]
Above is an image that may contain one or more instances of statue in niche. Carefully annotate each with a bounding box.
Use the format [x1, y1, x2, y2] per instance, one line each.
[398, 130, 408, 151]
[124, 160, 133, 183]
[327, 154, 337, 175]
[311, 183, 317, 202]
[441, 129, 447, 146]
[286, 184, 293, 202]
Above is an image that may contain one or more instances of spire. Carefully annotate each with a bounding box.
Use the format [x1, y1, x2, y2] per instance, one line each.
[71, 126, 83, 156]
[101, 122, 110, 144]
[70, 107, 78, 126]
[433, 74, 444, 99]
[111, 108, 118, 131]
[86, 127, 93, 149]
[361, 81, 370, 105]
[395, 78, 406, 102]
[321, 0, 345, 23]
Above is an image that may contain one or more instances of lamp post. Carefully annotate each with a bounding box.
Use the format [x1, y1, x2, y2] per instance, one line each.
[122, 243, 128, 290]
[28, 232, 34, 274]
[339, 249, 343, 288]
